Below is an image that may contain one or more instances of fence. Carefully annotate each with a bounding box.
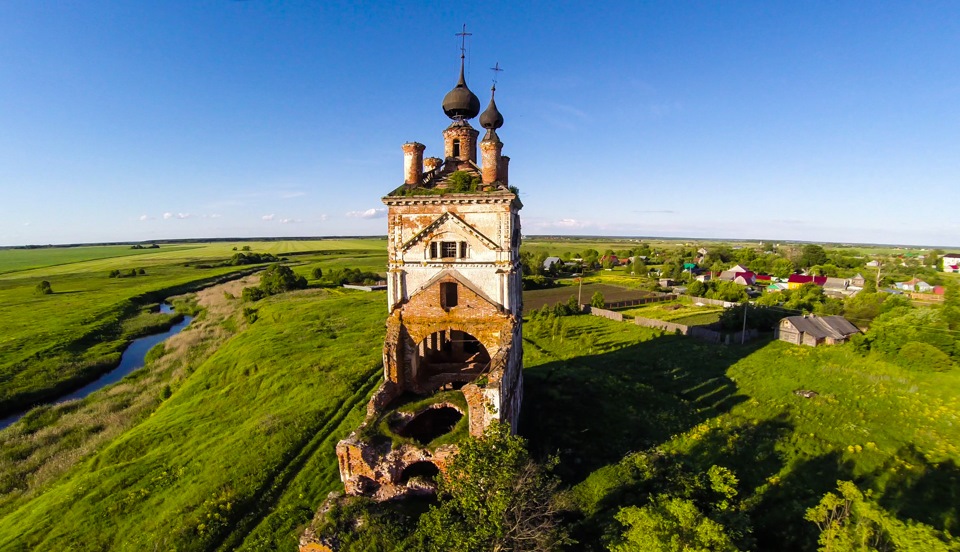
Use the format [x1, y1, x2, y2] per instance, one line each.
[603, 293, 677, 309]
[583, 306, 623, 322]
[625, 315, 759, 345]
[678, 295, 733, 307]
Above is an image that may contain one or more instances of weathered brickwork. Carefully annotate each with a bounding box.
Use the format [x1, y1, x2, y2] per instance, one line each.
[332, 46, 521, 507]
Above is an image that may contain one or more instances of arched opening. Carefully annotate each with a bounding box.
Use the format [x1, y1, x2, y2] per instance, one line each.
[394, 405, 463, 444]
[400, 461, 440, 484]
[414, 329, 491, 387]
[452, 138, 461, 157]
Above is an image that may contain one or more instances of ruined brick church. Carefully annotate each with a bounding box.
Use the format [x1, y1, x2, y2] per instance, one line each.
[335, 44, 523, 501]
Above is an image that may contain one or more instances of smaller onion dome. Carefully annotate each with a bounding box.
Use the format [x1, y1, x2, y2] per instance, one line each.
[442, 59, 481, 121]
[479, 86, 503, 130]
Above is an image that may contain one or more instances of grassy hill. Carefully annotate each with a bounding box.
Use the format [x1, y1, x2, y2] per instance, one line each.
[1, 239, 958, 550]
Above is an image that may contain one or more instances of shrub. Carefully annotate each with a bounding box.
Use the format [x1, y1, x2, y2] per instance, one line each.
[241, 287, 266, 302]
[259, 264, 307, 295]
[897, 341, 955, 372]
[311, 267, 323, 280]
[35, 280, 52, 295]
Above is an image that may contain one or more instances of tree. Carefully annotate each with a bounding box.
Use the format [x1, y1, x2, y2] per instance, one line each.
[805, 480, 952, 552]
[591, 291, 606, 308]
[926, 249, 944, 268]
[411, 423, 570, 551]
[259, 264, 308, 295]
[799, 245, 828, 268]
[772, 258, 795, 279]
[35, 280, 52, 295]
[610, 496, 739, 552]
[687, 280, 707, 298]
[311, 267, 323, 280]
[609, 465, 744, 552]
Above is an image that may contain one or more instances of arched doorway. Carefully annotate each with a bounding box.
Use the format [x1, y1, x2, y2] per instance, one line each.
[414, 329, 491, 387]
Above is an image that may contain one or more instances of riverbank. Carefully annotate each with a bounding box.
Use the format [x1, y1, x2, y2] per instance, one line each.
[0, 273, 260, 514]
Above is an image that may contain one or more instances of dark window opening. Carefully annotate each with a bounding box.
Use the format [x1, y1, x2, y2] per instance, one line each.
[441, 241, 458, 258]
[452, 139, 461, 157]
[459, 241, 467, 258]
[441, 282, 458, 309]
[430, 241, 438, 258]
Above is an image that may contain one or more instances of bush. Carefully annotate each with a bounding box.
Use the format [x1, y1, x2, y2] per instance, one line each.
[241, 287, 266, 302]
[259, 264, 308, 295]
[897, 341, 955, 372]
[311, 267, 323, 280]
[35, 280, 52, 295]
[591, 291, 605, 308]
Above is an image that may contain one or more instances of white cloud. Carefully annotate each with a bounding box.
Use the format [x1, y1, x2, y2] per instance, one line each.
[280, 218, 302, 224]
[262, 214, 275, 221]
[176, 213, 192, 219]
[23, 222, 30, 227]
[280, 191, 307, 199]
[346, 208, 387, 219]
[163, 212, 173, 220]
[138, 214, 149, 221]
[319, 214, 328, 222]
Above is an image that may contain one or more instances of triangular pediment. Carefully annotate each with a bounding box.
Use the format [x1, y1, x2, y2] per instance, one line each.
[410, 268, 502, 310]
[400, 211, 499, 253]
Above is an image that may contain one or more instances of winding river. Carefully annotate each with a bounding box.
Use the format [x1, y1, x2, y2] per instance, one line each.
[0, 304, 193, 430]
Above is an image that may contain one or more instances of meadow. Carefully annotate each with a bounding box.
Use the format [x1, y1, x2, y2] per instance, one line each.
[0, 239, 386, 417]
[1, 238, 957, 550]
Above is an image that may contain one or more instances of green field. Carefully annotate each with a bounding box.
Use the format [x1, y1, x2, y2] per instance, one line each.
[619, 299, 725, 325]
[0, 240, 387, 417]
[1, 239, 958, 550]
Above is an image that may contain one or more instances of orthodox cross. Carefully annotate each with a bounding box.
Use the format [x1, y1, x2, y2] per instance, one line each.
[490, 62, 503, 88]
[455, 24, 472, 59]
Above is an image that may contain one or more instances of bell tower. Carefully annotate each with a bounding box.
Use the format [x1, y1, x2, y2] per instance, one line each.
[336, 31, 523, 501]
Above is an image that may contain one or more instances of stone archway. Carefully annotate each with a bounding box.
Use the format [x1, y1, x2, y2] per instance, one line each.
[413, 329, 491, 388]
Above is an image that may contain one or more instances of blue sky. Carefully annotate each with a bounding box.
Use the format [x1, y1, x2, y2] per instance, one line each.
[1, 1, 958, 247]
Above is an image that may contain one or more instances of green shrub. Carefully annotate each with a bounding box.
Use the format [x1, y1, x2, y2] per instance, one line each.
[35, 280, 52, 295]
[897, 341, 955, 372]
[241, 287, 266, 302]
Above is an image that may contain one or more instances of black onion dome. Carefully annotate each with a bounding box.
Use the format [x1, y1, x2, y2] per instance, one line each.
[442, 60, 481, 120]
[479, 86, 503, 130]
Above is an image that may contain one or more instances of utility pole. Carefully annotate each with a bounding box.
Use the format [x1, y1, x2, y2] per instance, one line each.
[578, 276, 583, 309]
[741, 303, 748, 344]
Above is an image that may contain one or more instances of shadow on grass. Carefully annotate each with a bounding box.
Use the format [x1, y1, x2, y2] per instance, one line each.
[520, 334, 760, 483]
[751, 451, 856, 551]
[874, 445, 960, 535]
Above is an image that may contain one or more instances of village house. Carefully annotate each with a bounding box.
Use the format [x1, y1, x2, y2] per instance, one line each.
[775, 315, 860, 346]
[542, 256, 562, 272]
[896, 278, 934, 293]
[787, 274, 828, 289]
[942, 253, 960, 273]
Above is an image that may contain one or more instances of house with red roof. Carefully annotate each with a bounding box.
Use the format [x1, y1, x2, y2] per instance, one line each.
[943, 253, 960, 273]
[787, 274, 828, 289]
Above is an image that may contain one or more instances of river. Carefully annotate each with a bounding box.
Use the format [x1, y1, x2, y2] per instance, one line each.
[0, 304, 193, 430]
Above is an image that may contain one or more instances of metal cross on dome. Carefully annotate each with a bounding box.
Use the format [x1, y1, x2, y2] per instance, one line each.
[455, 24, 472, 59]
[490, 62, 503, 88]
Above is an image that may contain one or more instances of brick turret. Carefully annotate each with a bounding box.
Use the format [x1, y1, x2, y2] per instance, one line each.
[402, 142, 425, 185]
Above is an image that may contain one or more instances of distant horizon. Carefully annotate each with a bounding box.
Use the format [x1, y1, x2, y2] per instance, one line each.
[2, 234, 957, 252]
